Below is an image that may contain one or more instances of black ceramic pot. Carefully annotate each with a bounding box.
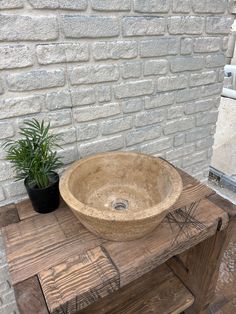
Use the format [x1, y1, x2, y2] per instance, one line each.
[24, 172, 60, 214]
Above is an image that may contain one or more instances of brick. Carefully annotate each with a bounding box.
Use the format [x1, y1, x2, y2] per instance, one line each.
[52, 127, 76, 145]
[164, 117, 195, 135]
[140, 138, 172, 154]
[101, 116, 133, 135]
[69, 64, 119, 85]
[223, 37, 229, 51]
[0, 188, 5, 202]
[0, 0, 23, 9]
[7, 69, 65, 92]
[36, 43, 89, 65]
[76, 123, 99, 141]
[134, 0, 169, 12]
[57, 145, 77, 165]
[71, 88, 96, 106]
[0, 122, 14, 139]
[196, 136, 214, 150]
[122, 16, 165, 37]
[174, 134, 185, 146]
[0, 45, 32, 69]
[122, 98, 143, 113]
[185, 98, 216, 114]
[171, 56, 204, 72]
[97, 86, 111, 102]
[196, 111, 218, 126]
[46, 91, 71, 110]
[206, 17, 233, 34]
[93, 41, 137, 60]
[0, 79, 4, 95]
[92, 0, 131, 11]
[168, 16, 204, 35]
[192, 0, 227, 13]
[173, 0, 190, 13]
[183, 151, 207, 167]
[144, 59, 168, 76]
[202, 83, 223, 97]
[114, 80, 154, 99]
[194, 37, 221, 53]
[135, 108, 165, 127]
[176, 87, 202, 103]
[140, 38, 179, 57]
[0, 301, 19, 314]
[181, 38, 192, 55]
[73, 103, 120, 122]
[28, 0, 87, 10]
[206, 54, 226, 68]
[158, 74, 188, 91]
[3, 180, 25, 198]
[0, 95, 42, 119]
[0, 161, 14, 181]
[170, 159, 182, 167]
[0, 14, 58, 41]
[18, 109, 72, 128]
[166, 144, 195, 159]
[190, 71, 217, 87]
[62, 15, 119, 38]
[121, 61, 142, 79]
[79, 135, 123, 157]
[145, 92, 175, 109]
[167, 106, 183, 119]
[126, 125, 161, 146]
[186, 126, 212, 143]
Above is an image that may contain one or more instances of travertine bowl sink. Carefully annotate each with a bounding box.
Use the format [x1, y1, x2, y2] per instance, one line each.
[60, 152, 183, 241]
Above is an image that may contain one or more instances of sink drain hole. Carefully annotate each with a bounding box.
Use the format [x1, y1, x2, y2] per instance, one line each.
[112, 199, 129, 211]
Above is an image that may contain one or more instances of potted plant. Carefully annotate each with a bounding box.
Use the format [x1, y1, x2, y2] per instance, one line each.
[3, 119, 63, 213]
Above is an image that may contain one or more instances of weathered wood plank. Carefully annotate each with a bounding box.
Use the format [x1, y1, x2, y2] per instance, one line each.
[168, 228, 230, 314]
[3, 207, 105, 284]
[79, 263, 194, 314]
[0, 204, 19, 228]
[208, 193, 236, 218]
[16, 199, 39, 220]
[171, 169, 215, 211]
[39, 246, 119, 314]
[103, 198, 228, 287]
[14, 276, 49, 314]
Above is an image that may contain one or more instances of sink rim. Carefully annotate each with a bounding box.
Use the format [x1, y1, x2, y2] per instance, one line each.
[59, 152, 183, 222]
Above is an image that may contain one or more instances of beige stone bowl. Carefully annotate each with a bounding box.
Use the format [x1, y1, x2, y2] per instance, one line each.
[60, 152, 183, 241]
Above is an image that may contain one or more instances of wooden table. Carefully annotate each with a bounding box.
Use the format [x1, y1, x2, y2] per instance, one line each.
[1, 167, 234, 314]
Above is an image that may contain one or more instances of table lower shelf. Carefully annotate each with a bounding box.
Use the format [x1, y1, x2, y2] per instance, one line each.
[14, 263, 193, 314]
[76, 263, 193, 314]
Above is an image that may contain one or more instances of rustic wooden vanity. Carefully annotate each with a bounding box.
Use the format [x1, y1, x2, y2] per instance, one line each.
[1, 166, 235, 314]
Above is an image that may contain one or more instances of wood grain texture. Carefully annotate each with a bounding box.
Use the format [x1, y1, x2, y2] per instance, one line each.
[103, 198, 228, 287]
[16, 199, 39, 220]
[14, 276, 49, 314]
[171, 168, 215, 211]
[3, 206, 104, 284]
[79, 263, 194, 314]
[0, 204, 19, 228]
[208, 193, 236, 218]
[168, 228, 230, 314]
[39, 246, 119, 314]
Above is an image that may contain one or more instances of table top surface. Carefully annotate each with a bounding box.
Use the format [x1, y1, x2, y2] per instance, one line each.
[1, 168, 230, 314]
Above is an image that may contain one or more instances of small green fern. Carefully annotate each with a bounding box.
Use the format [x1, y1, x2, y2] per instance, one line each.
[3, 119, 63, 189]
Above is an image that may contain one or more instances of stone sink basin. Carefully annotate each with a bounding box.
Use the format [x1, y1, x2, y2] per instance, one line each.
[60, 152, 183, 241]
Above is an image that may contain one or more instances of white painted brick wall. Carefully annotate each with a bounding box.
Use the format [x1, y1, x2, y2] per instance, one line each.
[0, 0, 233, 211]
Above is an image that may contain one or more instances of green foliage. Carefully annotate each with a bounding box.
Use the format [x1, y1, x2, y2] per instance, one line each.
[3, 119, 63, 189]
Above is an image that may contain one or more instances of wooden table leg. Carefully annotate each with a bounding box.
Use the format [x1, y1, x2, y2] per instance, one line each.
[167, 221, 230, 313]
